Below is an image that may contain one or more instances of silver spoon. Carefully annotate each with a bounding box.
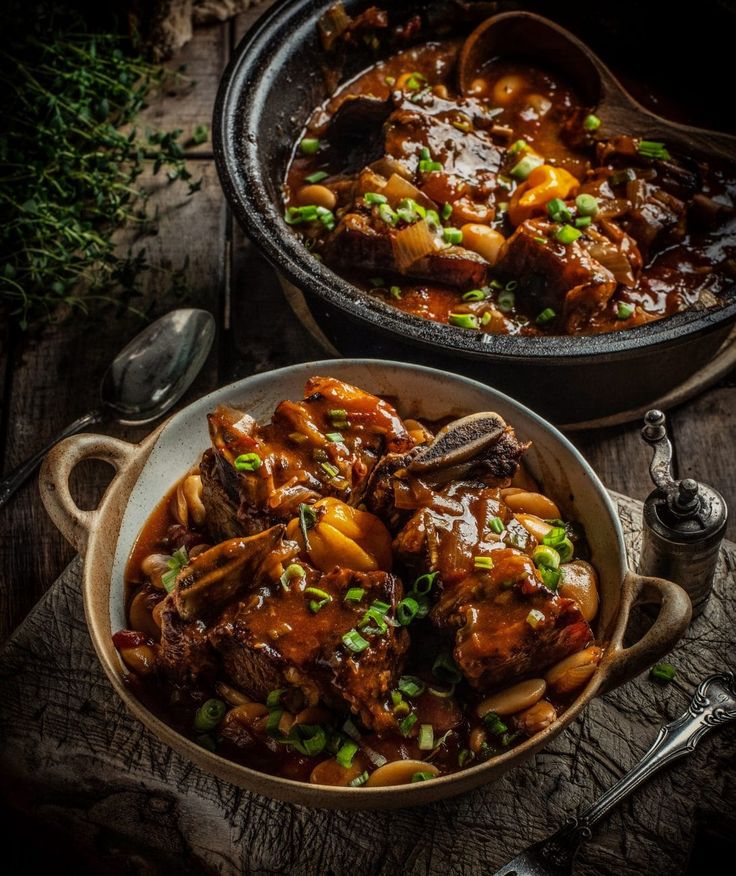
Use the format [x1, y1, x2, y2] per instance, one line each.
[489, 672, 736, 876]
[0, 308, 215, 508]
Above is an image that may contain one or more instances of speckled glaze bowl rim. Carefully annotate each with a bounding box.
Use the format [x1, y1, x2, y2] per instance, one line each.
[213, 0, 736, 365]
[40, 359, 691, 809]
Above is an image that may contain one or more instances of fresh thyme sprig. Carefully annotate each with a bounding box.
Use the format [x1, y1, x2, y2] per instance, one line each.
[0, 7, 208, 329]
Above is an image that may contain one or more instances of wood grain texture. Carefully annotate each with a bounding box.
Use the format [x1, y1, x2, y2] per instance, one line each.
[0, 494, 733, 876]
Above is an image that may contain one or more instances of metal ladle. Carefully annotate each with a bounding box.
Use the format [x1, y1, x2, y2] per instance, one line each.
[0, 308, 215, 508]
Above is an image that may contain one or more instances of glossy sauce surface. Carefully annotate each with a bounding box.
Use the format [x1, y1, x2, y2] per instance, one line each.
[284, 41, 736, 336]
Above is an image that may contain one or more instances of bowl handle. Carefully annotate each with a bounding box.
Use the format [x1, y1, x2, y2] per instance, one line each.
[598, 571, 692, 694]
[40, 433, 136, 556]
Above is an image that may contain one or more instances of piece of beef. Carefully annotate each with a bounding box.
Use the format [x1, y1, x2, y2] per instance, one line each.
[622, 178, 687, 259]
[323, 211, 488, 288]
[431, 549, 593, 690]
[497, 218, 618, 331]
[210, 566, 409, 732]
[157, 526, 294, 683]
[200, 377, 415, 542]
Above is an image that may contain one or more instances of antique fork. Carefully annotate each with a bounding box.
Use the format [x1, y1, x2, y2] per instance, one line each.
[489, 672, 736, 876]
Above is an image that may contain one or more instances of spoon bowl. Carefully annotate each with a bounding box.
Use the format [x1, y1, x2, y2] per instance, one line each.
[101, 308, 216, 424]
[0, 307, 215, 509]
[457, 10, 736, 163]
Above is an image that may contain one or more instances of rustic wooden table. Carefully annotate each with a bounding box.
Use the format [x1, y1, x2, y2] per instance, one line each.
[0, 4, 734, 872]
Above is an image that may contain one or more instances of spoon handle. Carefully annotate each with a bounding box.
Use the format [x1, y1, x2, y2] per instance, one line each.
[0, 410, 104, 509]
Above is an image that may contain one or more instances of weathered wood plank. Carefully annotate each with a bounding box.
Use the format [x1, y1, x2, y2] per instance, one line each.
[233, 0, 275, 43]
[0, 161, 226, 644]
[136, 22, 229, 157]
[0, 495, 733, 875]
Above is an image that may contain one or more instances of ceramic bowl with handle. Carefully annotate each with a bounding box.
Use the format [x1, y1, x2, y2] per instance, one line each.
[40, 360, 691, 809]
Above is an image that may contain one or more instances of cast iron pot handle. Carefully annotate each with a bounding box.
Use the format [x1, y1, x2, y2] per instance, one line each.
[598, 571, 692, 694]
[40, 433, 136, 555]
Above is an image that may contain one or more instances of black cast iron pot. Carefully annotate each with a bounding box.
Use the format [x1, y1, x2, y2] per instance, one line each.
[213, 0, 736, 424]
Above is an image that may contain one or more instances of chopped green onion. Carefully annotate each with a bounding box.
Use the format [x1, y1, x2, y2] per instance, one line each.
[342, 629, 370, 653]
[378, 203, 398, 225]
[556, 537, 574, 563]
[193, 698, 226, 731]
[317, 206, 334, 230]
[480, 311, 492, 326]
[509, 139, 528, 155]
[555, 224, 582, 245]
[497, 289, 515, 312]
[266, 688, 285, 709]
[617, 302, 635, 320]
[443, 227, 463, 245]
[344, 587, 365, 604]
[539, 565, 561, 591]
[576, 193, 599, 216]
[474, 555, 494, 571]
[266, 709, 285, 738]
[327, 408, 349, 424]
[390, 285, 402, 299]
[649, 662, 677, 685]
[419, 159, 443, 173]
[161, 546, 188, 592]
[398, 676, 426, 698]
[419, 147, 431, 160]
[305, 586, 332, 613]
[320, 461, 340, 479]
[392, 699, 410, 717]
[418, 724, 434, 751]
[300, 137, 321, 155]
[336, 739, 359, 768]
[425, 209, 441, 228]
[325, 432, 343, 443]
[546, 197, 571, 223]
[413, 571, 438, 595]
[234, 452, 262, 472]
[411, 771, 436, 783]
[432, 652, 462, 685]
[574, 216, 592, 228]
[299, 502, 317, 549]
[284, 724, 327, 757]
[397, 596, 420, 626]
[288, 431, 308, 445]
[196, 733, 216, 752]
[463, 288, 487, 302]
[638, 139, 671, 160]
[399, 712, 418, 736]
[536, 307, 556, 325]
[364, 191, 387, 205]
[358, 607, 388, 636]
[306, 170, 328, 183]
[526, 608, 546, 629]
[489, 516, 505, 535]
[441, 202, 453, 220]
[500, 730, 520, 747]
[449, 312, 479, 330]
[482, 711, 508, 735]
[542, 526, 566, 546]
[280, 562, 306, 591]
[458, 748, 473, 767]
[583, 114, 601, 132]
[534, 236, 547, 244]
[349, 770, 369, 787]
[371, 599, 391, 615]
[405, 72, 427, 91]
[510, 153, 544, 180]
[533, 545, 561, 569]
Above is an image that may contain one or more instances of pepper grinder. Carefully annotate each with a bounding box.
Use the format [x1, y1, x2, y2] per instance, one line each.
[639, 409, 728, 617]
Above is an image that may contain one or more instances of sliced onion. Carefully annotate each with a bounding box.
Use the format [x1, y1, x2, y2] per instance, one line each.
[392, 219, 438, 272]
[383, 173, 437, 211]
[585, 242, 635, 286]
